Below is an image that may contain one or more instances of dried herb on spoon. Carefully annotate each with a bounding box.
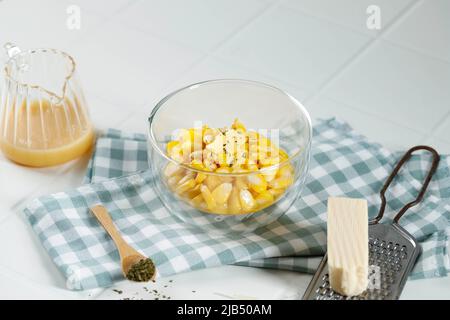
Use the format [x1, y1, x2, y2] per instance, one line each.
[126, 258, 155, 282]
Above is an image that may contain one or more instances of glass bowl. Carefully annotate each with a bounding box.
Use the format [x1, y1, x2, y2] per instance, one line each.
[147, 79, 312, 233]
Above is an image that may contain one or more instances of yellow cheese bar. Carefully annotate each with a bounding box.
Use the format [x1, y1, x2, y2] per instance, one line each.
[327, 197, 368, 296]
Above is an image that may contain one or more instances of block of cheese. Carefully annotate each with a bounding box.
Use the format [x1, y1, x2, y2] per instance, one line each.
[327, 197, 368, 296]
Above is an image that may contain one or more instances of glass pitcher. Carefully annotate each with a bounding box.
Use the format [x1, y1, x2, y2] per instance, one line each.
[0, 43, 95, 167]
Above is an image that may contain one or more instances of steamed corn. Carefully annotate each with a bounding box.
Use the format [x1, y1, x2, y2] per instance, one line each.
[163, 119, 295, 214]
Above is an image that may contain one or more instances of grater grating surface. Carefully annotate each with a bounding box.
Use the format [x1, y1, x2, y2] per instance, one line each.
[303, 146, 440, 300]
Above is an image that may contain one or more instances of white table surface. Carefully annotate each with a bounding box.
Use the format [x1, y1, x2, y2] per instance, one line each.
[0, 0, 449, 300]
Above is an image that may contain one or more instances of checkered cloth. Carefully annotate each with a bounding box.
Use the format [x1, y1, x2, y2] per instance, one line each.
[24, 118, 450, 290]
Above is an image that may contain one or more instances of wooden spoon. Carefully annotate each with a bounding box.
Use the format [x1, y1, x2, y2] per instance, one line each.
[90, 205, 156, 282]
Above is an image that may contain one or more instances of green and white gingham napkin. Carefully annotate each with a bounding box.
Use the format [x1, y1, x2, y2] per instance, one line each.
[24, 118, 450, 290]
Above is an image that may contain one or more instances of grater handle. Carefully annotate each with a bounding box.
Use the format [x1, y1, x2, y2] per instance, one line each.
[374, 145, 440, 224]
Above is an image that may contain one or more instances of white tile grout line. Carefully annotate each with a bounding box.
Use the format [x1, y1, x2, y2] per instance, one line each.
[281, 0, 450, 65]
[380, 37, 450, 65]
[81, 0, 139, 19]
[206, 0, 283, 54]
[279, 0, 378, 39]
[277, 0, 450, 140]
[132, 0, 286, 110]
[282, 0, 450, 66]
[302, 0, 424, 106]
[318, 94, 429, 136]
[427, 111, 450, 142]
[0, 0, 302, 226]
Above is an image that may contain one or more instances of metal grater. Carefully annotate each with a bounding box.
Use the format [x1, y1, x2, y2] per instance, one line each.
[303, 146, 440, 300]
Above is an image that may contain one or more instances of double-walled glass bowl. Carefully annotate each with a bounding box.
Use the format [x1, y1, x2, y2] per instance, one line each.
[148, 79, 312, 233]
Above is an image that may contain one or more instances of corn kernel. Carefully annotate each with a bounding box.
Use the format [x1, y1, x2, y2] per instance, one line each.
[232, 166, 248, 173]
[177, 172, 195, 185]
[203, 158, 218, 171]
[181, 140, 192, 156]
[277, 164, 294, 178]
[191, 194, 204, 207]
[204, 175, 222, 191]
[259, 156, 280, 167]
[191, 127, 202, 151]
[255, 191, 274, 207]
[166, 141, 179, 155]
[164, 162, 184, 177]
[231, 118, 246, 132]
[279, 149, 289, 161]
[246, 163, 259, 172]
[234, 176, 248, 189]
[211, 183, 233, 205]
[169, 144, 184, 162]
[185, 184, 201, 199]
[195, 172, 207, 183]
[190, 159, 205, 170]
[268, 188, 285, 198]
[189, 152, 202, 163]
[214, 203, 229, 214]
[247, 174, 267, 194]
[239, 189, 256, 212]
[261, 167, 277, 182]
[228, 187, 242, 213]
[175, 179, 196, 194]
[215, 166, 233, 183]
[203, 128, 219, 144]
[167, 174, 183, 188]
[178, 128, 192, 143]
[200, 185, 216, 210]
[258, 136, 272, 152]
[268, 177, 293, 189]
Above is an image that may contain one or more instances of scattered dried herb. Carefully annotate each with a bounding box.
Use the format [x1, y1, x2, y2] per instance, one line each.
[126, 258, 155, 282]
[113, 289, 123, 294]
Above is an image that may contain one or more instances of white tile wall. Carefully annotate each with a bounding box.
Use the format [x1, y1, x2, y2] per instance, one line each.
[0, 0, 106, 53]
[70, 0, 136, 17]
[322, 40, 450, 134]
[432, 117, 450, 144]
[165, 56, 310, 102]
[308, 96, 427, 150]
[283, 0, 415, 36]
[73, 21, 204, 108]
[0, 0, 449, 299]
[117, 0, 273, 52]
[86, 93, 135, 131]
[382, 0, 450, 62]
[422, 138, 450, 154]
[0, 160, 64, 212]
[217, 5, 371, 90]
